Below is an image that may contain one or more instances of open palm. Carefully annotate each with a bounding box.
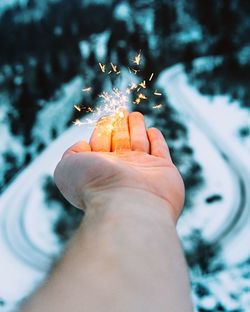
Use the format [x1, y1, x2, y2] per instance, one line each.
[54, 111, 184, 221]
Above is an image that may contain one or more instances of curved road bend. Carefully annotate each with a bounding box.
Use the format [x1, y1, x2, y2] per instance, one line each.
[158, 65, 250, 257]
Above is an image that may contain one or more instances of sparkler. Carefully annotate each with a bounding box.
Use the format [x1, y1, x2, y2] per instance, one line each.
[73, 52, 163, 128]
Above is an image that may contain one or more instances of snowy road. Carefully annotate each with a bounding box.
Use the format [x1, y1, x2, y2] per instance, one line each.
[1, 64, 250, 308]
[158, 65, 250, 264]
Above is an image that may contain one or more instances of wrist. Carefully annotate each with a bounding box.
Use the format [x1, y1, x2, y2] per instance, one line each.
[82, 188, 178, 225]
[77, 188, 178, 266]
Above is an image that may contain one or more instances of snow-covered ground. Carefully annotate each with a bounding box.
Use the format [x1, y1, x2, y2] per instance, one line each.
[176, 120, 237, 241]
[1, 62, 250, 310]
[0, 115, 94, 310]
[159, 65, 250, 265]
[0, 74, 84, 194]
[31, 76, 83, 152]
[0, 72, 87, 310]
[158, 64, 250, 310]
[0, 94, 25, 189]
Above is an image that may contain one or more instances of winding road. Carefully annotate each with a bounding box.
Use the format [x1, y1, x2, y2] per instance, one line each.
[0, 64, 250, 306]
[158, 64, 250, 263]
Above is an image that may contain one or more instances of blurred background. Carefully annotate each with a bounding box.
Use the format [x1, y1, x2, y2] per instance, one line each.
[0, 0, 250, 311]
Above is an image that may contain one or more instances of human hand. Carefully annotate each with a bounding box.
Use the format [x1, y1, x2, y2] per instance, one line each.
[54, 111, 184, 222]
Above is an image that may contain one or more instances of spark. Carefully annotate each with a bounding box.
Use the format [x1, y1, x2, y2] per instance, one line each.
[130, 83, 137, 90]
[99, 92, 110, 101]
[152, 104, 162, 109]
[113, 88, 121, 97]
[82, 106, 94, 113]
[73, 53, 162, 129]
[99, 62, 106, 73]
[129, 67, 139, 75]
[138, 93, 147, 100]
[154, 90, 162, 96]
[133, 52, 141, 65]
[73, 119, 83, 126]
[139, 80, 146, 89]
[82, 87, 92, 92]
[111, 63, 118, 72]
[134, 98, 141, 104]
[131, 68, 139, 74]
[74, 105, 81, 112]
[97, 89, 129, 119]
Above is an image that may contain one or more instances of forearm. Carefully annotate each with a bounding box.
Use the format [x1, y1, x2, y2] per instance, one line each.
[22, 190, 192, 312]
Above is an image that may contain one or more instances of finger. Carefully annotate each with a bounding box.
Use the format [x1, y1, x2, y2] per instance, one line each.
[147, 128, 172, 161]
[90, 115, 113, 152]
[129, 111, 149, 153]
[112, 109, 130, 152]
[62, 140, 91, 158]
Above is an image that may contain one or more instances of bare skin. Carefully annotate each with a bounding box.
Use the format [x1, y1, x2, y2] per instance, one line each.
[54, 111, 184, 220]
[22, 111, 193, 312]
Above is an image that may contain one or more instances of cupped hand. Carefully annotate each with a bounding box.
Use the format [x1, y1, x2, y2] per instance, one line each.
[54, 111, 184, 221]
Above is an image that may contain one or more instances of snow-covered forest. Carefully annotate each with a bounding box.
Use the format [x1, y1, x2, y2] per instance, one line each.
[0, 0, 250, 311]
